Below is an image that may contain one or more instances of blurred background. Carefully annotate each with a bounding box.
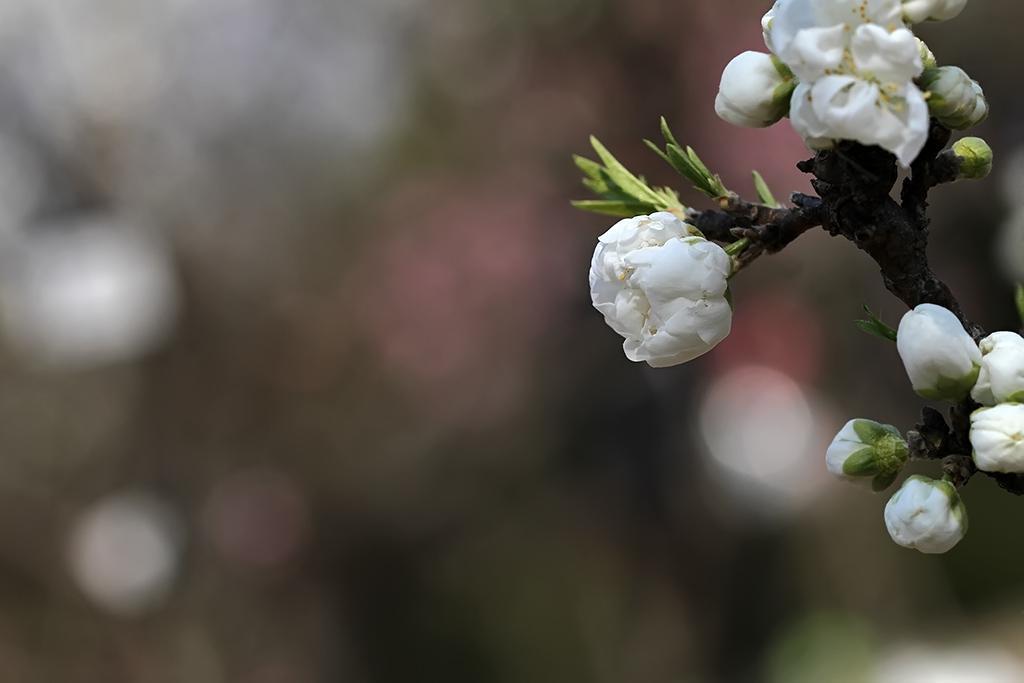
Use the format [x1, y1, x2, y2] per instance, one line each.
[0, 0, 1022, 681]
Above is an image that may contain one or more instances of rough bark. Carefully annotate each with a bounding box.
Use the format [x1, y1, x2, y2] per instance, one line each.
[690, 119, 1016, 493]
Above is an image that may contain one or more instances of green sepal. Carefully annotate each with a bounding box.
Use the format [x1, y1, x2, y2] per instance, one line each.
[842, 447, 881, 477]
[852, 419, 898, 446]
[915, 364, 981, 402]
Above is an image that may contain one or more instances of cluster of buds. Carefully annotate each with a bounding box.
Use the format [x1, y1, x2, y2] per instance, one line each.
[828, 304, 1024, 554]
[716, 0, 986, 166]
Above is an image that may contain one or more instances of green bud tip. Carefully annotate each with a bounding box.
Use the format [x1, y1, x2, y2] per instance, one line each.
[953, 137, 993, 180]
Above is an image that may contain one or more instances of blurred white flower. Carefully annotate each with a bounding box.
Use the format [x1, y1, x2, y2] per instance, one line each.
[768, 0, 928, 165]
[68, 492, 184, 617]
[715, 51, 793, 128]
[876, 644, 1024, 683]
[970, 404, 1024, 474]
[590, 212, 732, 368]
[896, 304, 981, 401]
[971, 332, 1024, 406]
[825, 419, 907, 491]
[699, 365, 826, 518]
[884, 475, 967, 554]
[0, 216, 180, 369]
[902, 0, 969, 24]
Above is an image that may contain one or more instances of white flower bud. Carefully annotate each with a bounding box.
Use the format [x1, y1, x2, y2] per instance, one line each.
[884, 475, 967, 554]
[970, 404, 1024, 473]
[920, 66, 988, 130]
[590, 212, 732, 368]
[902, 0, 968, 23]
[715, 51, 794, 128]
[826, 419, 908, 491]
[971, 332, 1024, 406]
[896, 304, 981, 401]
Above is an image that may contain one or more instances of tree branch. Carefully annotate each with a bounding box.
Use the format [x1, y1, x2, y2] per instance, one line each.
[687, 119, 1009, 493]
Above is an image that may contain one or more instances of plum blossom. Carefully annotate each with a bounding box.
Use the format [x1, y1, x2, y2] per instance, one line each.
[772, 0, 928, 165]
[590, 212, 732, 368]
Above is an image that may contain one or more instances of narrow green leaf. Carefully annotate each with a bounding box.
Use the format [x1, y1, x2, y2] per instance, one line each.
[752, 170, 780, 208]
[571, 199, 652, 218]
[660, 117, 681, 149]
[665, 145, 705, 186]
[685, 146, 713, 179]
[724, 238, 751, 257]
[643, 139, 673, 167]
[573, 155, 604, 181]
[589, 136, 664, 206]
[652, 186, 684, 211]
[855, 305, 898, 342]
[1016, 283, 1024, 327]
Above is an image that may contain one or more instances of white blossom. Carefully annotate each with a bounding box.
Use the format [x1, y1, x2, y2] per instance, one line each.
[884, 475, 967, 554]
[970, 404, 1024, 474]
[768, 0, 929, 166]
[590, 212, 732, 368]
[715, 51, 793, 128]
[825, 419, 907, 491]
[971, 332, 1024, 406]
[902, 0, 969, 23]
[896, 304, 981, 401]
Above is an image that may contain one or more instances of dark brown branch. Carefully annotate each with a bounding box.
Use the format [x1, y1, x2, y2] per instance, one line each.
[798, 121, 983, 339]
[689, 193, 824, 269]
[687, 118, 1010, 493]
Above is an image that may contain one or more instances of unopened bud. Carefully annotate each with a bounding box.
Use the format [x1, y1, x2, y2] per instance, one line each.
[952, 137, 993, 180]
[884, 476, 967, 554]
[897, 304, 981, 401]
[920, 66, 988, 130]
[826, 419, 908, 491]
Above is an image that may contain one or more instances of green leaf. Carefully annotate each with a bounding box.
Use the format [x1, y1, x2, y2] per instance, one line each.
[651, 119, 731, 199]
[643, 139, 673, 167]
[573, 155, 604, 182]
[855, 306, 897, 342]
[589, 136, 665, 206]
[570, 199, 652, 218]
[1016, 283, 1024, 328]
[752, 170, 780, 208]
[660, 116, 681, 149]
